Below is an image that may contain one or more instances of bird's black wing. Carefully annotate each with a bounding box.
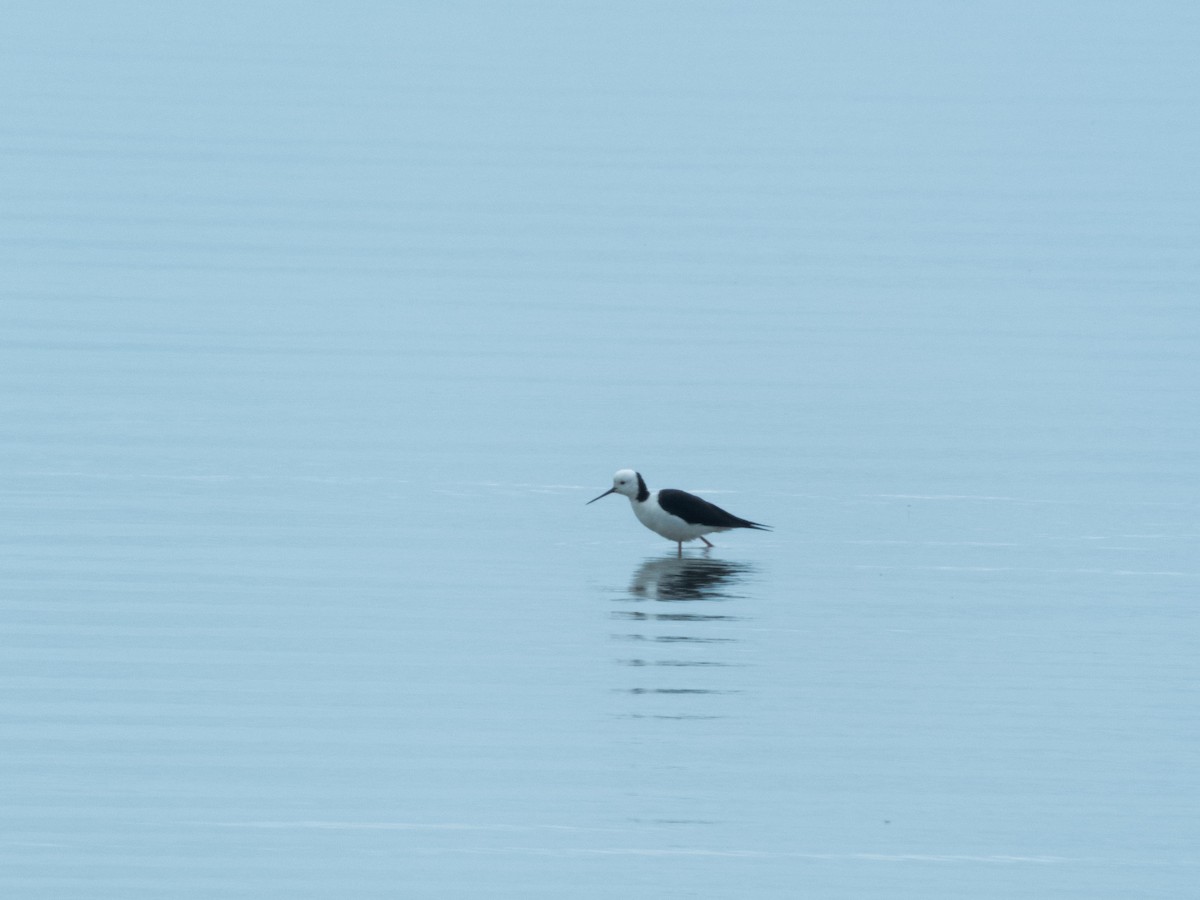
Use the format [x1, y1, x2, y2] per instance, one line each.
[657, 489, 771, 530]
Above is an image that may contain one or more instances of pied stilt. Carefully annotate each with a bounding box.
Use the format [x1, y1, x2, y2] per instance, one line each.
[587, 469, 770, 555]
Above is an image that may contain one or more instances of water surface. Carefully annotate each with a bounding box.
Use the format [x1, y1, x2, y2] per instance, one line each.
[2, 3, 1197, 897]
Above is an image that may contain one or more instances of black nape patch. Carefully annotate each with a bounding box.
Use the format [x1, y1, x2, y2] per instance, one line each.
[635, 472, 650, 502]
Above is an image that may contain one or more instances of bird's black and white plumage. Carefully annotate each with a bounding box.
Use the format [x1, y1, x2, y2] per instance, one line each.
[587, 469, 770, 554]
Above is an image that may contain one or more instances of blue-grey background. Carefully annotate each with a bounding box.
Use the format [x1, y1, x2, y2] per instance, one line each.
[2, 3, 1197, 897]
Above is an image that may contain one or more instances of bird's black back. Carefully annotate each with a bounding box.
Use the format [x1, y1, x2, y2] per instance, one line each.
[657, 489, 771, 530]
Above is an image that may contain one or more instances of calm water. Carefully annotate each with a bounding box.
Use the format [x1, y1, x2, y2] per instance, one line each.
[2, 3, 1198, 897]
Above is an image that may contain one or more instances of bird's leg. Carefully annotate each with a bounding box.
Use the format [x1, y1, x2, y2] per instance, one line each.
[699, 536, 714, 548]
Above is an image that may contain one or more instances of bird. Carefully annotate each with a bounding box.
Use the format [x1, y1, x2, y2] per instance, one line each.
[587, 469, 770, 555]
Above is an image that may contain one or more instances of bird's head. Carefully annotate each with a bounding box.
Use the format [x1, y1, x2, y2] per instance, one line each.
[587, 468, 640, 504]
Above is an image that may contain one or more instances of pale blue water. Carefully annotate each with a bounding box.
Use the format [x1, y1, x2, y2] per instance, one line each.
[2, 3, 1198, 898]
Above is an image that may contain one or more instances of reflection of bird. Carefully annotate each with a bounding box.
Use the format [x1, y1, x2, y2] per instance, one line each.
[588, 469, 771, 555]
[629, 557, 752, 602]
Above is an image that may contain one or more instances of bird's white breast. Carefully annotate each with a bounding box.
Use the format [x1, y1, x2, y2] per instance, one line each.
[630, 491, 727, 542]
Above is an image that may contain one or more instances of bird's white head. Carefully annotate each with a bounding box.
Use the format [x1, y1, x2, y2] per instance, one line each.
[586, 468, 642, 504]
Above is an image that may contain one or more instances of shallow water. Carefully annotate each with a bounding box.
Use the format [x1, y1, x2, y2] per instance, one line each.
[2, 3, 1198, 897]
